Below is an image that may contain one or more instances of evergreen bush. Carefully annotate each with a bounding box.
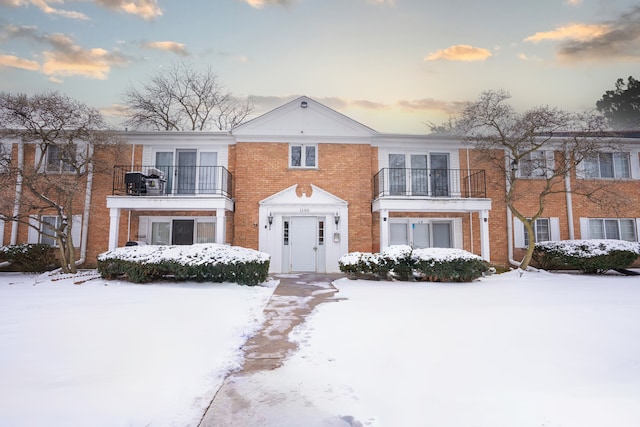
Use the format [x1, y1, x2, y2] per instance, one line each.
[1, 244, 56, 272]
[339, 246, 489, 282]
[534, 240, 640, 274]
[97, 244, 270, 286]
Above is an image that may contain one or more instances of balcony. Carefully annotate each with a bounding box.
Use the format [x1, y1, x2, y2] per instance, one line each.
[373, 168, 486, 199]
[112, 164, 233, 198]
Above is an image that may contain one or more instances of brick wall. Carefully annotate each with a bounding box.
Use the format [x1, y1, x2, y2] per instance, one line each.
[231, 142, 375, 253]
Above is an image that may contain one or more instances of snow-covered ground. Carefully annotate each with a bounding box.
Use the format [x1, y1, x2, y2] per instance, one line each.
[278, 270, 640, 426]
[0, 272, 275, 427]
[2, 269, 640, 426]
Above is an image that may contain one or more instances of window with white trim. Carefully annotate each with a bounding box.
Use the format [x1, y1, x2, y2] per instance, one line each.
[588, 218, 636, 241]
[46, 144, 77, 173]
[523, 218, 551, 247]
[518, 151, 553, 179]
[583, 152, 630, 179]
[0, 142, 11, 172]
[290, 144, 317, 168]
[30, 215, 82, 247]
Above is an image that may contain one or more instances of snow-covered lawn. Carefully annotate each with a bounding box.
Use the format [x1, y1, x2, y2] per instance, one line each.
[277, 270, 640, 426]
[2, 269, 640, 426]
[0, 273, 275, 427]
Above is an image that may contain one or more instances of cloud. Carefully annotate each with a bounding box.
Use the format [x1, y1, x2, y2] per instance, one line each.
[525, 6, 640, 63]
[41, 33, 129, 79]
[425, 44, 492, 61]
[0, 25, 129, 80]
[0, 0, 89, 19]
[141, 41, 189, 56]
[524, 23, 610, 43]
[242, 0, 293, 8]
[93, 0, 163, 20]
[397, 98, 466, 115]
[367, 0, 396, 5]
[0, 53, 40, 70]
[565, 0, 582, 5]
[517, 53, 542, 62]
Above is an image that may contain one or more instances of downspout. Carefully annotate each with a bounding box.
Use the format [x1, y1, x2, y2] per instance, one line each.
[0, 140, 24, 268]
[564, 149, 575, 240]
[466, 148, 474, 254]
[75, 144, 94, 267]
[505, 152, 521, 268]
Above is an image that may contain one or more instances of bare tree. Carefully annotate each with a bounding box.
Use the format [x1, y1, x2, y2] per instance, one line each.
[456, 90, 621, 270]
[122, 62, 253, 131]
[0, 91, 124, 273]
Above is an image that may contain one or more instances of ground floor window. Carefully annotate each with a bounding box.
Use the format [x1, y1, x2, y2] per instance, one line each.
[389, 218, 455, 248]
[523, 218, 551, 247]
[588, 218, 636, 241]
[28, 215, 82, 247]
[145, 217, 216, 245]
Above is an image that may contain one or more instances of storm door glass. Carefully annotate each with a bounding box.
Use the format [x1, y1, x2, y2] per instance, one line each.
[155, 152, 173, 194]
[430, 153, 450, 196]
[177, 150, 196, 194]
[432, 222, 452, 248]
[389, 223, 408, 245]
[198, 152, 218, 194]
[410, 155, 428, 195]
[389, 154, 406, 195]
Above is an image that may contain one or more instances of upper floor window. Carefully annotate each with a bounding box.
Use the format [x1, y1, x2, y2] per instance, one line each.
[290, 144, 316, 168]
[46, 144, 76, 173]
[523, 218, 550, 247]
[583, 152, 630, 179]
[518, 151, 552, 179]
[588, 218, 636, 241]
[0, 142, 11, 172]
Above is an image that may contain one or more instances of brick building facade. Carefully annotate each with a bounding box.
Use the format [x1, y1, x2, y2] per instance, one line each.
[2, 96, 640, 272]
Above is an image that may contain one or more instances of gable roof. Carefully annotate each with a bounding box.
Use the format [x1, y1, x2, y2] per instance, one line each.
[232, 96, 377, 141]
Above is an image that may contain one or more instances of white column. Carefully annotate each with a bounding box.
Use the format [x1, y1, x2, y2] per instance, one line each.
[379, 209, 389, 250]
[108, 208, 121, 251]
[479, 210, 490, 262]
[216, 209, 226, 244]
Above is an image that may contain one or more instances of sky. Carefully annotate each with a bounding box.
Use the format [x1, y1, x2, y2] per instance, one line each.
[0, 0, 639, 134]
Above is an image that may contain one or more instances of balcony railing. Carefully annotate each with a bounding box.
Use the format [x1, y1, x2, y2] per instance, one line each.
[112, 164, 232, 198]
[373, 168, 486, 199]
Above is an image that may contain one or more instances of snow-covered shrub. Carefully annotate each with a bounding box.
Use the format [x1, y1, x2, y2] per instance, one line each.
[412, 248, 489, 282]
[97, 244, 270, 286]
[379, 245, 414, 280]
[533, 240, 640, 274]
[339, 246, 489, 282]
[338, 251, 382, 279]
[1, 244, 56, 272]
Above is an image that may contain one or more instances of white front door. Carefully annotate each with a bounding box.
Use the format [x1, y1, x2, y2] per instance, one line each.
[290, 216, 317, 272]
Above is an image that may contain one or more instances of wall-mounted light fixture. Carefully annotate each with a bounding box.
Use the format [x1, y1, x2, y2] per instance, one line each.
[301, 101, 308, 109]
[334, 212, 340, 228]
[511, 159, 518, 172]
[268, 212, 273, 230]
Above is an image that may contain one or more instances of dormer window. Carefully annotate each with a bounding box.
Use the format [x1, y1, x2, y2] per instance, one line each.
[290, 144, 317, 168]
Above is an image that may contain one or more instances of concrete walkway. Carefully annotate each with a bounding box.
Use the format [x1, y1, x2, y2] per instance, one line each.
[199, 273, 357, 427]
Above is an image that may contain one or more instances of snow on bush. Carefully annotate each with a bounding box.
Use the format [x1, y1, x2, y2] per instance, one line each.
[98, 243, 270, 264]
[97, 243, 270, 285]
[534, 239, 640, 274]
[339, 246, 489, 282]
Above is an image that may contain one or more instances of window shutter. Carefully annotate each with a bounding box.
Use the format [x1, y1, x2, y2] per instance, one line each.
[513, 217, 525, 248]
[138, 216, 149, 243]
[545, 151, 556, 178]
[71, 215, 82, 247]
[636, 219, 640, 241]
[454, 218, 463, 249]
[27, 216, 40, 243]
[575, 159, 586, 180]
[550, 217, 560, 241]
[579, 218, 590, 239]
[0, 219, 4, 246]
[630, 151, 640, 179]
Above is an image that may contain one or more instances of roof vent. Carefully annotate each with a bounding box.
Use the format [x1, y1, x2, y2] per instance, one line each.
[300, 101, 308, 109]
